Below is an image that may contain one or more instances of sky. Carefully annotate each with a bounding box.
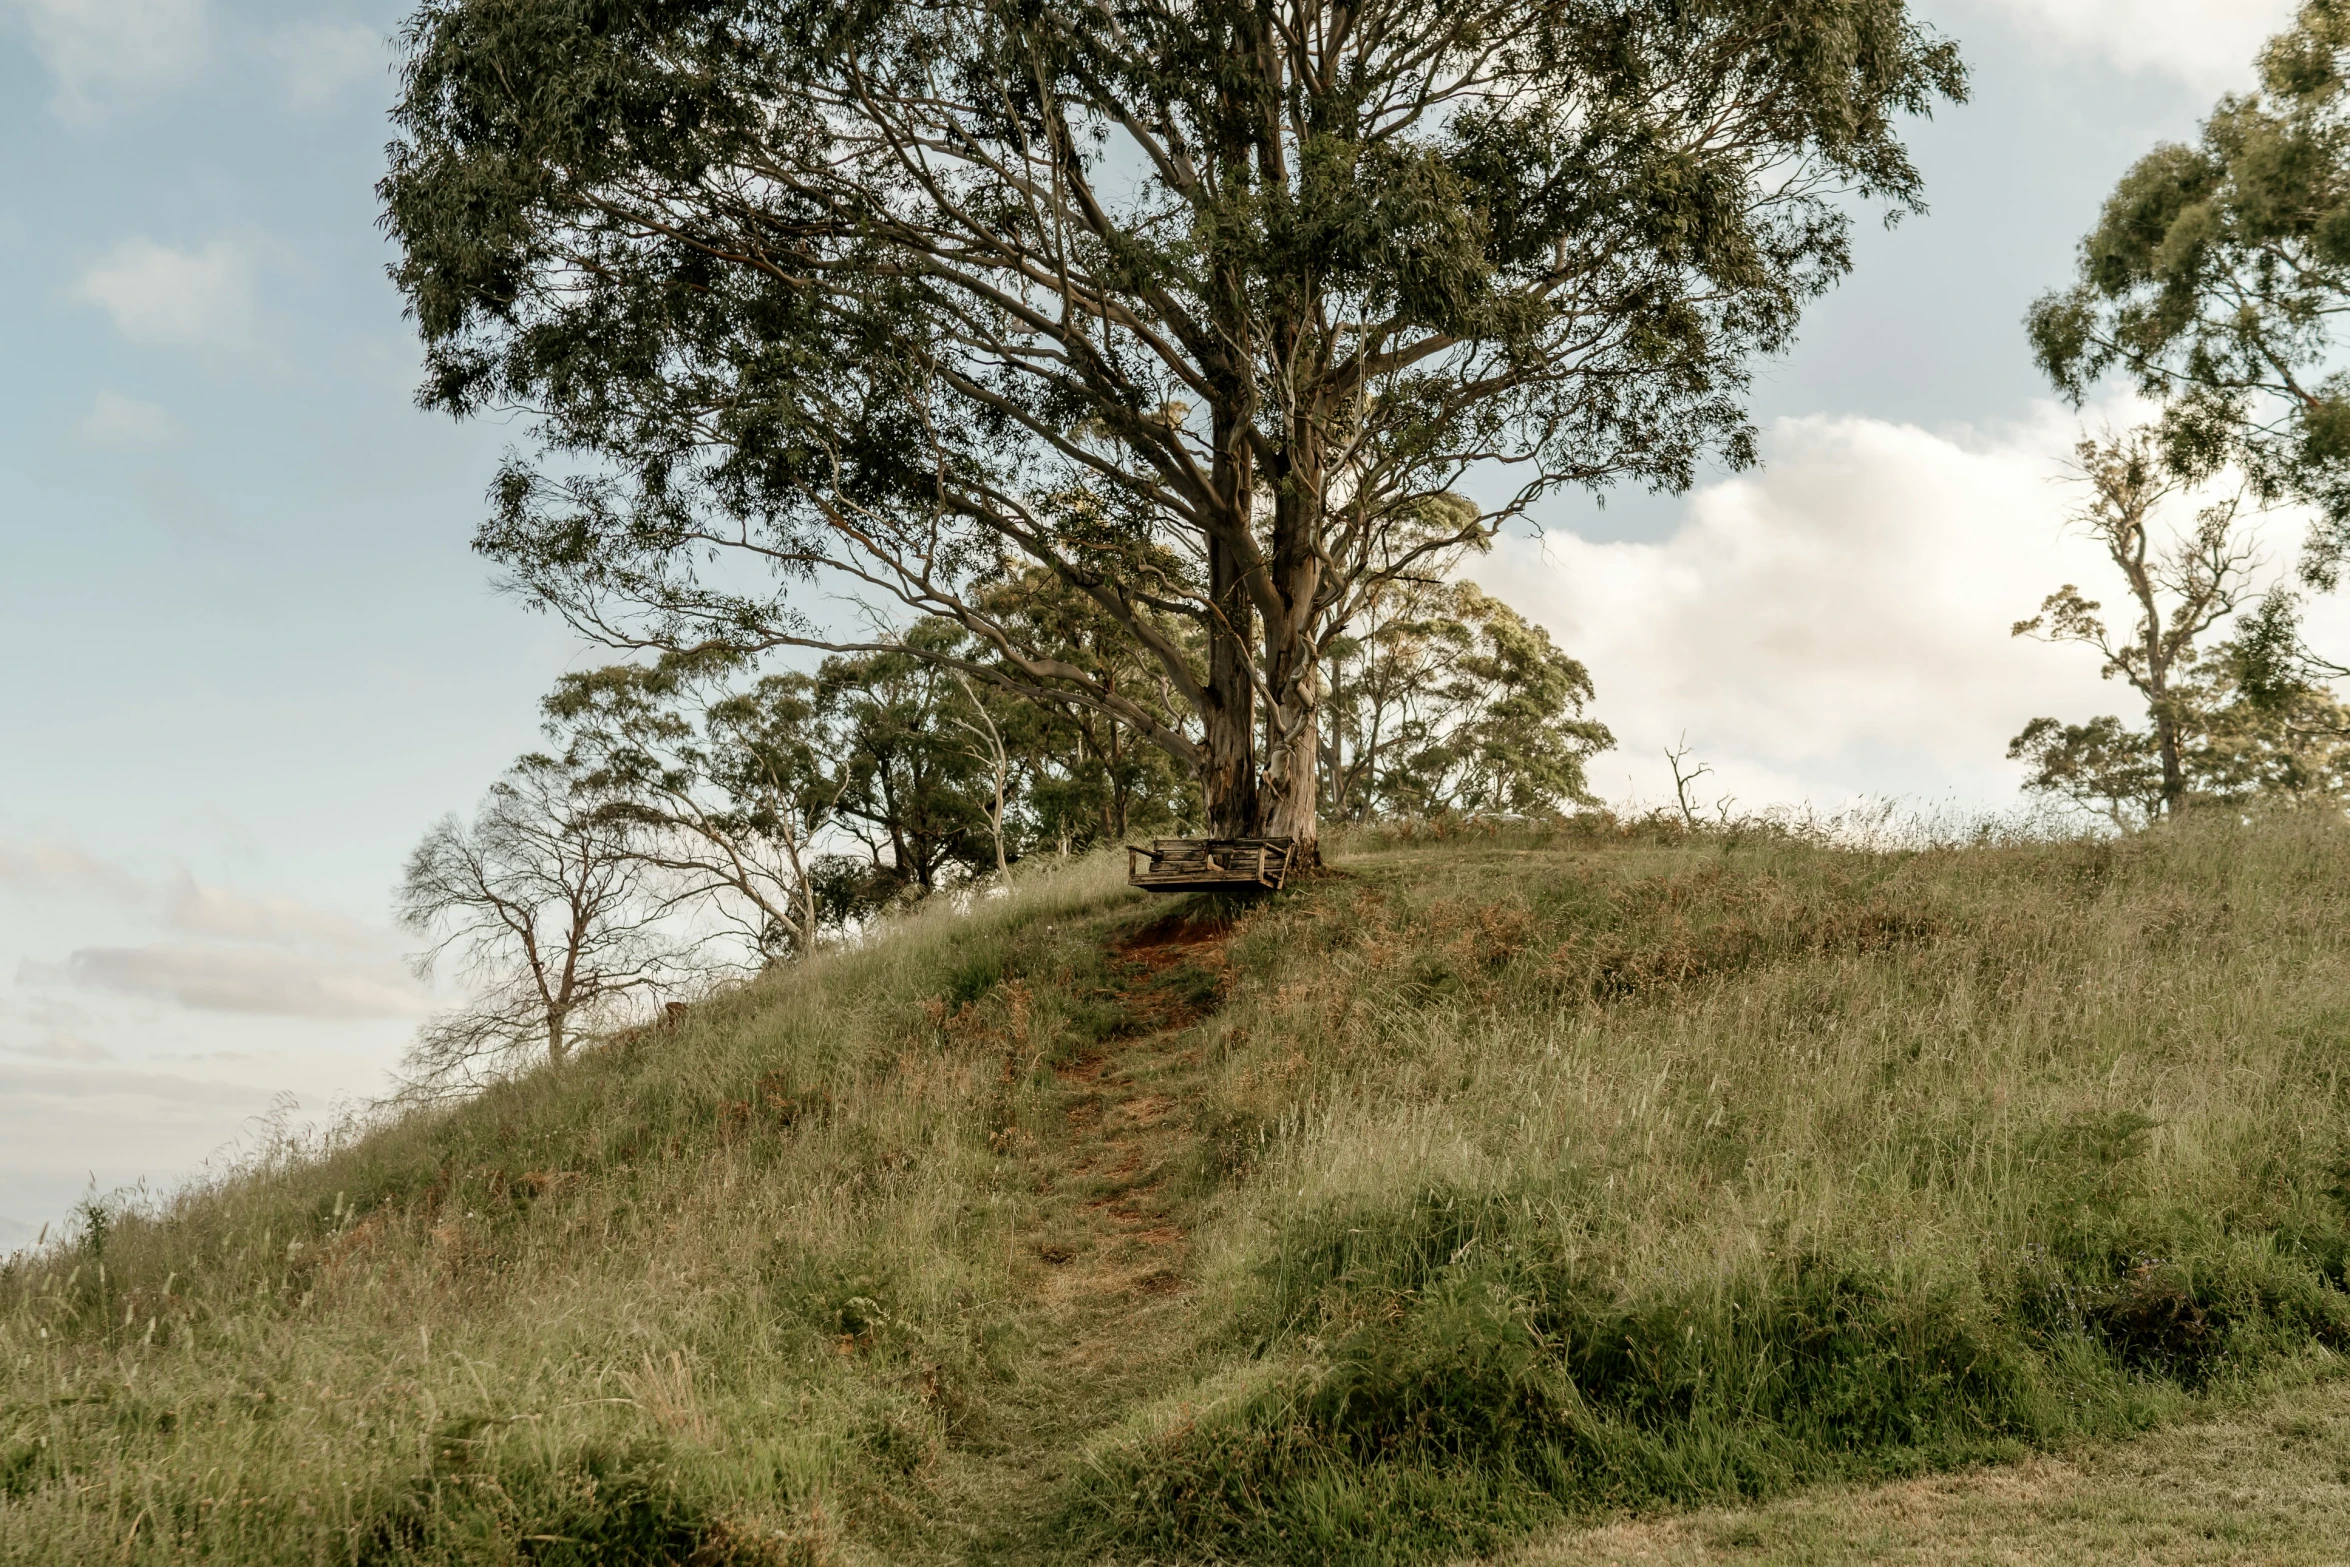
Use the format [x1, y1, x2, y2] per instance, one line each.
[0, 0, 2318, 1245]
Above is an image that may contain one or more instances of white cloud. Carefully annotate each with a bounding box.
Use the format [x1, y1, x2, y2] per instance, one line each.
[2, 849, 419, 1018]
[0, 857, 421, 1237]
[0, 994, 113, 1062]
[1966, 0, 2299, 93]
[73, 238, 258, 351]
[0, 1031, 408, 1241]
[0, 842, 145, 904]
[59, 944, 431, 1020]
[8, 0, 209, 120]
[1481, 407, 2284, 817]
[261, 19, 384, 112]
[161, 872, 386, 952]
[76, 390, 181, 447]
[0, 1059, 268, 1106]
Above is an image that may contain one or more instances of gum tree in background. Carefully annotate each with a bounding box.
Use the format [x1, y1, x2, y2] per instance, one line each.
[2005, 430, 2350, 825]
[382, 0, 1964, 860]
[2022, 2, 2350, 824]
[2030, 1, 2350, 581]
[543, 652, 842, 961]
[1320, 576, 1611, 820]
[814, 630, 1006, 905]
[2009, 429, 2255, 820]
[962, 569, 1200, 847]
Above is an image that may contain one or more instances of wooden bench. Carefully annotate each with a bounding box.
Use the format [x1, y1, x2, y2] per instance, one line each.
[1125, 837, 1296, 893]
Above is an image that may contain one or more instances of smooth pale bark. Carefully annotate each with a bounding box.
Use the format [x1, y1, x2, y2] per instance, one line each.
[1262, 424, 1330, 862]
[1265, 701, 1322, 863]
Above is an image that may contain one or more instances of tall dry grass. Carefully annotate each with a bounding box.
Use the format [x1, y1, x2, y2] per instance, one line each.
[8, 817, 2350, 1565]
[1069, 813, 2350, 1560]
[0, 852, 1139, 1564]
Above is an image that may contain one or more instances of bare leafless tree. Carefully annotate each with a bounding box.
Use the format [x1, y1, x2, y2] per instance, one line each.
[1665, 736, 1714, 831]
[397, 757, 683, 1093]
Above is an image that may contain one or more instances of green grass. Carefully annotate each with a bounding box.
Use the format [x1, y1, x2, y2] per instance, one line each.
[10, 814, 2350, 1563]
[1493, 1375, 2350, 1564]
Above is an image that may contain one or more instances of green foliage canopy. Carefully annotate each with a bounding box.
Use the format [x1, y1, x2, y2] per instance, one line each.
[1321, 578, 1612, 820]
[381, 0, 1964, 841]
[2007, 658, 2350, 829]
[544, 650, 842, 959]
[2030, 1, 2350, 576]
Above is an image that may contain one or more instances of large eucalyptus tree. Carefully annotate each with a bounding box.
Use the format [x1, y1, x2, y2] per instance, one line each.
[383, 0, 1962, 857]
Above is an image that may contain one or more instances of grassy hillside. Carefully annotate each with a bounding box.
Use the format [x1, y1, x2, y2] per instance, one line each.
[9, 815, 2350, 1564]
[1502, 1375, 2350, 1565]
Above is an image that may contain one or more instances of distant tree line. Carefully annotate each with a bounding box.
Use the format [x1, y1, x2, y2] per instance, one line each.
[396, 560, 1610, 1091]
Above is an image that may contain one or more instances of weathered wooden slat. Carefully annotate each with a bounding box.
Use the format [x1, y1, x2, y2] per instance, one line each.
[1126, 837, 1295, 893]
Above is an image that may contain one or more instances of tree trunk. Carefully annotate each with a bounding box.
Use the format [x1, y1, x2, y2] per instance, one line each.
[2154, 697, 2185, 817]
[1261, 597, 1322, 862]
[1202, 401, 1258, 839]
[2144, 606, 2184, 818]
[1107, 714, 1130, 838]
[785, 819, 819, 958]
[1265, 697, 1321, 863]
[1201, 594, 1258, 836]
[991, 771, 1009, 879]
[1261, 393, 1325, 864]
